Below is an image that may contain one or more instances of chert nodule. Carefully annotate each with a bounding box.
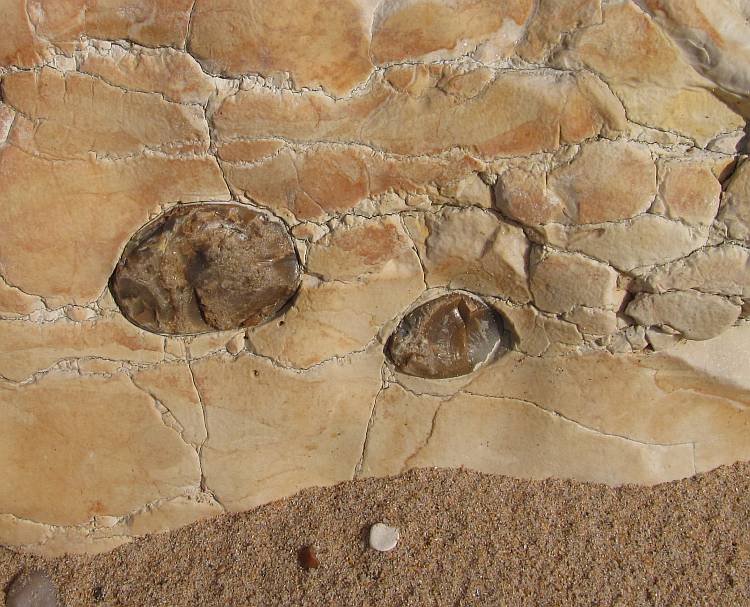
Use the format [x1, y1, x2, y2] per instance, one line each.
[111, 203, 300, 335]
[387, 292, 503, 379]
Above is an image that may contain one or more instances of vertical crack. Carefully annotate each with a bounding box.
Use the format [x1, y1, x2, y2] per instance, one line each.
[353, 364, 387, 479]
[185, 349, 225, 509]
[400, 400, 444, 474]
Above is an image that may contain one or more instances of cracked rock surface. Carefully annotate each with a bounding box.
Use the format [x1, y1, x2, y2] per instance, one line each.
[0, 0, 749, 557]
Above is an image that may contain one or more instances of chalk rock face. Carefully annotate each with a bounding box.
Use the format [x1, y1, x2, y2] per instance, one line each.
[530, 252, 623, 314]
[2, 0, 750, 558]
[638, 0, 750, 100]
[388, 293, 503, 379]
[626, 291, 741, 341]
[404, 208, 531, 303]
[188, 0, 374, 96]
[720, 161, 750, 243]
[111, 204, 301, 335]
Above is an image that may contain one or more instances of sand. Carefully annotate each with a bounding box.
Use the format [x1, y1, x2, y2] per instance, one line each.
[2, 464, 749, 606]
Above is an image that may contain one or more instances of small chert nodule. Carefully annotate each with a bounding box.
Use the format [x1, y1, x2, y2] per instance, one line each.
[387, 292, 503, 379]
[5, 570, 61, 607]
[110, 203, 301, 335]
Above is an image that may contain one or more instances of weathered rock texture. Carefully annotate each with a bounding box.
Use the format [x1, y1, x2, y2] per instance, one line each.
[0, 0, 749, 556]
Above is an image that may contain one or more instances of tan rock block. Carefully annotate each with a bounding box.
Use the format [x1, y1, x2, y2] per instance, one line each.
[626, 291, 740, 341]
[214, 68, 625, 157]
[79, 46, 215, 105]
[307, 215, 411, 281]
[222, 145, 481, 221]
[360, 385, 694, 485]
[188, 0, 373, 96]
[0, 0, 52, 67]
[436, 67, 495, 99]
[658, 160, 721, 226]
[547, 140, 656, 224]
[0, 490, 220, 554]
[0, 103, 14, 143]
[1, 0, 194, 69]
[3, 68, 208, 159]
[216, 139, 285, 163]
[0, 146, 229, 305]
[659, 325, 750, 393]
[20, 532, 132, 557]
[494, 163, 566, 226]
[132, 362, 207, 446]
[405, 208, 530, 302]
[491, 300, 582, 356]
[530, 252, 622, 314]
[646, 327, 683, 352]
[517, 0, 602, 62]
[466, 344, 750, 474]
[0, 517, 138, 555]
[82, 0, 194, 49]
[290, 223, 328, 243]
[77, 359, 123, 375]
[0, 315, 164, 382]
[540, 317, 584, 355]
[123, 494, 223, 536]
[65, 306, 97, 322]
[371, 0, 534, 64]
[193, 347, 383, 510]
[0, 278, 44, 316]
[615, 85, 744, 148]
[0, 373, 199, 526]
[720, 160, 750, 243]
[639, 0, 750, 98]
[164, 337, 188, 360]
[249, 216, 424, 367]
[538, 215, 708, 271]
[225, 332, 246, 356]
[384, 63, 439, 95]
[491, 302, 550, 357]
[187, 331, 238, 360]
[561, 2, 696, 87]
[559, 1, 744, 145]
[639, 244, 750, 298]
[439, 173, 492, 208]
[0, 515, 52, 548]
[564, 306, 618, 336]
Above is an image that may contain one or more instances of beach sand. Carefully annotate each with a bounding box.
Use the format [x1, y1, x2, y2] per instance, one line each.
[2, 464, 749, 606]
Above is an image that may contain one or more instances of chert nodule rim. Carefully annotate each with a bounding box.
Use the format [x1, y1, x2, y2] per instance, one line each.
[387, 292, 503, 379]
[110, 203, 301, 335]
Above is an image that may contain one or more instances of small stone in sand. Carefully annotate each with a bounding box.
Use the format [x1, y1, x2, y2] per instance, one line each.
[5, 570, 61, 607]
[298, 545, 319, 570]
[369, 523, 400, 552]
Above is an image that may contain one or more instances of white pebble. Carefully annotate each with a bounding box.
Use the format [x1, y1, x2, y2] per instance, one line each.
[369, 523, 399, 552]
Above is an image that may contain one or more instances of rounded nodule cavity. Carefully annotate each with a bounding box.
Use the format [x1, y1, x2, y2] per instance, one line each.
[387, 292, 504, 379]
[110, 203, 301, 335]
[5, 570, 61, 607]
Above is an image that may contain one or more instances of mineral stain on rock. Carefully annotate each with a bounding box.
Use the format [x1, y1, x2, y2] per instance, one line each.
[387, 292, 504, 379]
[110, 203, 301, 335]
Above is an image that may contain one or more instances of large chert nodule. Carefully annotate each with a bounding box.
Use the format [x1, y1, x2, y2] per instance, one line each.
[110, 203, 301, 335]
[387, 293, 504, 379]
